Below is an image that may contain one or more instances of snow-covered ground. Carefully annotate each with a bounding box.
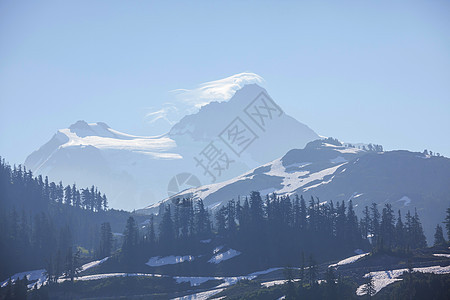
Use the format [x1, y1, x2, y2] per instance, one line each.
[174, 267, 283, 299]
[356, 265, 450, 296]
[213, 246, 224, 254]
[0, 269, 46, 289]
[61, 272, 164, 282]
[261, 279, 287, 288]
[208, 249, 241, 264]
[328, 252, 369, 268]
[80, 257, 109, 272]
[150, 153, 348, 214]
[173, 288, 225, 300]
[59, 124, 181, 159]
[433, 253, 450, 258]
[265, 158, 345, 194]
[247, 267, 283, 278]
[2, 257, 111, 289]
[146, 255, 195, 267]
[175, 267, 283, 289]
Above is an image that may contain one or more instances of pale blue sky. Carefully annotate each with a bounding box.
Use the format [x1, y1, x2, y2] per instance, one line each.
[1, 0, 449, 165]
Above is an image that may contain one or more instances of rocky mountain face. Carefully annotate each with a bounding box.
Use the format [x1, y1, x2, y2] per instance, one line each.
[24, 84, 319, 210]
[141, 139, 450, 242]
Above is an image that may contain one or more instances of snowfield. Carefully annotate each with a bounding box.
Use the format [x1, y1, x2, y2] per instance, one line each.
[433, 253, 450, 258]
[151, 156, 346, 214]
[172, 288, 225, 300]
[356, 265, 450, 296]
[328, 252, 369, 268]
[208, 249, 241, 264]
[59, 125, 182, 159]
[175, 267, 283, 288]
[261, 279, 287, 288]
[1, 257, 111, 289]
[0, 269, 46, 289]
[146, 255, 195, 267]
[173, 267, 283, 299]
[80, 257, 109, 272]
[61, 272, 164, 282]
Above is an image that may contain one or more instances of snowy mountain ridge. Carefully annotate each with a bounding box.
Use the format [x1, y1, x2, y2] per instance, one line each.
[27, 121, 181, 172]
[139, 139, 450, 243]
[141, 139, 367, 212]
[24, 84, 320, 210]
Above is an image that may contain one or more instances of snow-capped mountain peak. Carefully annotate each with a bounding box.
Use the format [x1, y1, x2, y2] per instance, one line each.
[25, 84, 320, 210]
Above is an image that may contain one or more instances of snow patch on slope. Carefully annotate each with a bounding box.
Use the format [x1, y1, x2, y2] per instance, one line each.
[208, 249, 241, 264]
[146, 255, 195, 267]
[329, 252, 369, 268]
[173, 288, 225, 300]
[1, 269, 46, 289]
[80, 257, 109, 272]
[59, 127, 182, 159]
[433, 253, 450, 258]
[356, 265, 450, 296]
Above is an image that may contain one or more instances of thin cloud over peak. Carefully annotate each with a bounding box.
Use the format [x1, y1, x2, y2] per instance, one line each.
[171, 72, 264, 108]
[145, 72, 264, 131]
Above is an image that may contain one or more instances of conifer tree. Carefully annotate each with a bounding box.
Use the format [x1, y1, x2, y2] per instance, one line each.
[122, 217, 138, 262]
[12, 276, 28, 300]
[226, 199, 237, 236]
[64, 247, 81, 282]
[293, 194, 301, 230]
[335, 201, 346, 240]
[249, 191, 264, 226]
[411, 208, 427, 248]
[370, 203, 380, 243]
[361, 206, 371, 240]
[444, 207, 450, 241]
[362, 272, 376, 298]
[159, 205, 174, 252]
[215, 206, 227, 235]
[325, 267, 337, 298]
[380, 203, 395, 249]
[99, 222, 113, 258]
[395, 210, 406, 249]
[299, 251, 305, 282]
[57, 181, 64, 204]
[148, 215, 156, 243]
[102, 194, 108, 211]
[433, 224, 446, 246]
[308, 254, 317, 286]
[299, 195, 307, 232]
[194, 199, 210, 238]
[346, 200, 359, 245]
[64, 185, 72, 206]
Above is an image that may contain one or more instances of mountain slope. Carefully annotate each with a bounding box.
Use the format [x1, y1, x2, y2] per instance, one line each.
[141, 139, 450, 242]
[24, 85, 319, 210]
[169, 84, 319, 164]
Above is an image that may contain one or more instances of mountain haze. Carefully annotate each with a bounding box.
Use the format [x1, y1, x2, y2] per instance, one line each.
[24, 85, 319, 210]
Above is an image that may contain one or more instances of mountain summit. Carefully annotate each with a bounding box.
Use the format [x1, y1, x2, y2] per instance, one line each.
[24, 84, 320, 210]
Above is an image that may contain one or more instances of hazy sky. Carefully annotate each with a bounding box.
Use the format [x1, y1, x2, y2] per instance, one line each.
[1, 0, 449, 165]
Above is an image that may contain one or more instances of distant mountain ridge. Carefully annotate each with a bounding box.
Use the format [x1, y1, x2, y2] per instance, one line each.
[140, 139, 450, 243]
[24, 84, 320, 210]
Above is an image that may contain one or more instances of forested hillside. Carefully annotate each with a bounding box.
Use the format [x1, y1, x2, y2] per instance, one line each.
[0, 157, 142, 280]
[129, 191, 430, 273]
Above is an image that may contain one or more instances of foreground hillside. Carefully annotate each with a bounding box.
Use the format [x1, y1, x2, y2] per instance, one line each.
[2, 245, 449, 299]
